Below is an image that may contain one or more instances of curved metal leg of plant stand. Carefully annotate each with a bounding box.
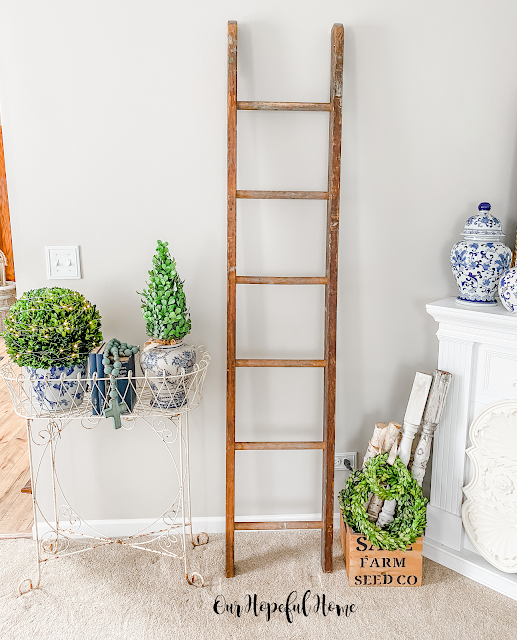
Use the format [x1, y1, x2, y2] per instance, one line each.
[185, 532, 209, 586]
[181, 412, 209, 586]
[192, 531, 210, 546]
[19, 420, 41, 595]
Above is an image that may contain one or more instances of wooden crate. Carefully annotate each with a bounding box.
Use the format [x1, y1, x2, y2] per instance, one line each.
[339, 511, 422, 587]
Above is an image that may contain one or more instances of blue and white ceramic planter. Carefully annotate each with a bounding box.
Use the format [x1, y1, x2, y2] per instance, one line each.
[24, 361, 87, 412]
[498, 267, 517, 313]
[450, 203, 512, 306]
[140, 340, 196, 410]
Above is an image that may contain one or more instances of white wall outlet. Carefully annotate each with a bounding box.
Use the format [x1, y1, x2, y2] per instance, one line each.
[45, 246, 81, 279]
[334, 452, 357, 472]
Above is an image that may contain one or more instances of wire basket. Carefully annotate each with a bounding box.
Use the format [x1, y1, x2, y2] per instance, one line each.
[0, 346, 210, 420]
[0, 281, 16, 333]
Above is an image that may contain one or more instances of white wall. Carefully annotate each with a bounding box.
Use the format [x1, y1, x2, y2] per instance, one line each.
[2, 0, 517, 524]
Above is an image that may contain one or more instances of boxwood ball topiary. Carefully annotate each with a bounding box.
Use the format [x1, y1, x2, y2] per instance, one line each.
[3, 287, 102, 369]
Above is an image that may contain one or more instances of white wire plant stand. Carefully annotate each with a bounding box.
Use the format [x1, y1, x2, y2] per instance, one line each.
[0, 346, 211, 594]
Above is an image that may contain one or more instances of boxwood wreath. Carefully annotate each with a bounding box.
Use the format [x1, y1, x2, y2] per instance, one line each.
[338, 453, 428, 551]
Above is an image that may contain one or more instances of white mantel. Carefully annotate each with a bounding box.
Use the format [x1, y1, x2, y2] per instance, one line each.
[425, 298, 517, 600]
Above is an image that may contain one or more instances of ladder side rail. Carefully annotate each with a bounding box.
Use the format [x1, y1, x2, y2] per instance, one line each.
[321, 23, 344, 573]
[226, 19, 238, 579]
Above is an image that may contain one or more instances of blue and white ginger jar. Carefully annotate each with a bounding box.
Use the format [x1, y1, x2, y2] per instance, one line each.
[140, 340, 196, 410]
[450, 202, 512, 306]
[498, 268, 517, 313]
[24, 361, 87, 412]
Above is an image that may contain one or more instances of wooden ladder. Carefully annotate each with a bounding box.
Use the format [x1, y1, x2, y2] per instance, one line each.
[226, 21, 344, 577]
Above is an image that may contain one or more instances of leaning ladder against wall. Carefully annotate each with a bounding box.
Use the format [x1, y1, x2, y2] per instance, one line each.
[0, 116, 14, 283]
[226, 21, 344, 577]
[0, 115, 16, 333]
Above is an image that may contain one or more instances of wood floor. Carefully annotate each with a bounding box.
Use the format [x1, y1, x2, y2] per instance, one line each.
[0, 338, 33, 537]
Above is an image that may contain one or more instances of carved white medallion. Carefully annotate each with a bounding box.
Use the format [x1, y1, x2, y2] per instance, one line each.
[462, 400, 517, 573]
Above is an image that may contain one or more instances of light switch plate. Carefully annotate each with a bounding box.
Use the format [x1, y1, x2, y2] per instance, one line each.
[45, 246, 82, 279]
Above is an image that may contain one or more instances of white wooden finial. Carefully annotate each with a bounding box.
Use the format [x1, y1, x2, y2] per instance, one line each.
[398, 371, 433, 466]
[411, 370, 452, 486]
[377, 371, 433, 528]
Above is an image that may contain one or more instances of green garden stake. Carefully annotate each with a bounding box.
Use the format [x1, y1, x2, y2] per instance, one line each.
[104, 398, 129, 430]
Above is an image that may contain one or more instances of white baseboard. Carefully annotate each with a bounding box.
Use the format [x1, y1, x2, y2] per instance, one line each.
[423, 536, 517, 601]
[35, 513, 343, 539]
[425, 505, 463, 551]
[0, 532, 33, 540]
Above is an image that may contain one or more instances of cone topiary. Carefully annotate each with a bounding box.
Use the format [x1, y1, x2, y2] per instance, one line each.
[139, 240, 191, 342]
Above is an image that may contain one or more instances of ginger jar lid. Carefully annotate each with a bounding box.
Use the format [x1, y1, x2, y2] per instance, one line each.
[461, 203, 505, 240]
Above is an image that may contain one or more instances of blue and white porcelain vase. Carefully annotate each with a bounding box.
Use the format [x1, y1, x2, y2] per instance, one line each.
[24, 361, 87, 412]
[450, 202, 512, 306]
[140, 340, 196, 409]
[498, 267, 517, 313]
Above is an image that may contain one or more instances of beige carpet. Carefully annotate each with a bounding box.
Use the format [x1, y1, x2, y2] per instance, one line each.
[0, 531, 515, 640]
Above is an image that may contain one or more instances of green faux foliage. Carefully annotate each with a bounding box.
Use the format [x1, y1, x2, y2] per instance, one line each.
[338, 453, 428, 551]
[3, 287, 102, 368]
[139, 240, 192, 341]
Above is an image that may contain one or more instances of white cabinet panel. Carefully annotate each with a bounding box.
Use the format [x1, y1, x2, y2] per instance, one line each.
[475, 345, 517, 404]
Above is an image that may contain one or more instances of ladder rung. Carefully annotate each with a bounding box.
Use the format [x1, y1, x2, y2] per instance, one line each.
[235, 441, 325, 450]
[235, 521, 323, 530]
[235, 359, 326, 367]
[236, 276, 327, 285]
[237, 101, 331, 112]
[236, 190, 328, 200]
